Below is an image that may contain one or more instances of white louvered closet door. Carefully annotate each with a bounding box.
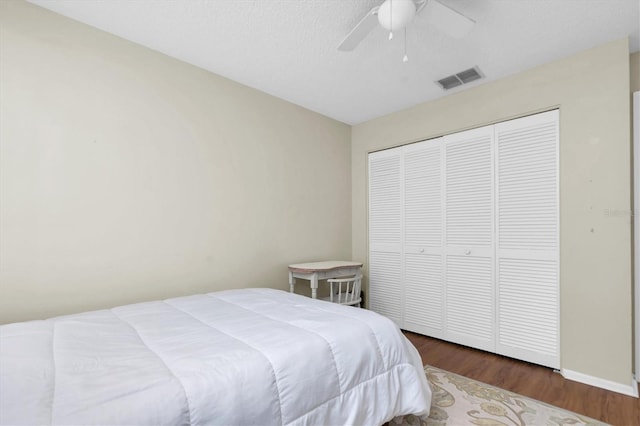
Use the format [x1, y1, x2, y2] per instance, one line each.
[495, 110, 559, 368]
[444, 125, 495, 352]
[368, 147, 403, 325]
[403, 139, 444, 337]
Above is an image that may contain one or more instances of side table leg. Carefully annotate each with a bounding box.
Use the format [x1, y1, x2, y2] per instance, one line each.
[311, 274, 318, 299]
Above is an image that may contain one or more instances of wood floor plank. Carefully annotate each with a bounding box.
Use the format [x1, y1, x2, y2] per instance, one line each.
[404, 331, 640, 425]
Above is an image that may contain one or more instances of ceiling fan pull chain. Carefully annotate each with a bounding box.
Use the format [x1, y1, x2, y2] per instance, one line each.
[389, 0, 393, 40]
[403, 27, 408, 62]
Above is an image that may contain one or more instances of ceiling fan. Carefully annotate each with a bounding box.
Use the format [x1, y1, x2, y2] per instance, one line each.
[338, 0, 475, 53]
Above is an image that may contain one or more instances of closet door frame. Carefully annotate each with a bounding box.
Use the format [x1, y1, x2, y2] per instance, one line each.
[633, 91, 639, 379]
[367, 109, 560, 368]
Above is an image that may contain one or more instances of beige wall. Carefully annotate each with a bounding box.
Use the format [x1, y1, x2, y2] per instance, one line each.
[0, 1, 352, 323]
[352, 39, 632, 386]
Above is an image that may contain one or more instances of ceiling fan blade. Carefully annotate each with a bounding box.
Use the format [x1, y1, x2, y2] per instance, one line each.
[337, 5, 380, 51]
[423, 0, 475, 39]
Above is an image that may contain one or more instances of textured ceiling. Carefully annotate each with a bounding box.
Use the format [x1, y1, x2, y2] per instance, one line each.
[28, 0, 640, 125]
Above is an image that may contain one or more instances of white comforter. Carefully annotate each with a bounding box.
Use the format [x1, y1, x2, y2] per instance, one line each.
[0, 288, 431, 425]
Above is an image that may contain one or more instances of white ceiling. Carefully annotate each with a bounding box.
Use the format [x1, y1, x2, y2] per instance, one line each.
[28, 0, 640, 125]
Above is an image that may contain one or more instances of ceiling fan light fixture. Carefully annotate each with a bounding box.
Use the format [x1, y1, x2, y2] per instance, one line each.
[378, 0, 416, 32]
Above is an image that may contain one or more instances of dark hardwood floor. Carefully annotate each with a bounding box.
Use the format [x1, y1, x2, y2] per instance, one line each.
[404, 331, 640, 426]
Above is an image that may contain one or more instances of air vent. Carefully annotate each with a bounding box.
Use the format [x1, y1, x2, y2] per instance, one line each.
[437, 75, 462, 90]
[436, 66, 483, 90]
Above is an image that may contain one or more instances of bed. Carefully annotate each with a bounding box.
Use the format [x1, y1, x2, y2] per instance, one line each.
[0, 288, 431, 425]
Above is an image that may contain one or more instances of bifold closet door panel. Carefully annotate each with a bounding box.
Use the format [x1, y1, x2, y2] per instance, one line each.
[495, 109, 560, 369]
[443, 125, 495, 353]
[368, 148, 403, 325]
[403, 139, 444, 337]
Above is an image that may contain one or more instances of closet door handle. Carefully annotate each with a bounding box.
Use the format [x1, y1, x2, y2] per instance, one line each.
[464, 249, 471, 255]
[419, 248, 425, 253]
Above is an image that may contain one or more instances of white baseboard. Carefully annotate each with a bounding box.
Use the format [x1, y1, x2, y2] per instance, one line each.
[561, 369, 638, 398]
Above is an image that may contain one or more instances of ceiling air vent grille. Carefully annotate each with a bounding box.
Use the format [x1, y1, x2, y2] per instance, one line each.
[436, 66, 483, 90]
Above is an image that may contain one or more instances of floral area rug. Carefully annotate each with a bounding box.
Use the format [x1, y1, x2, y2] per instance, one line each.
[397, 365, 607, 426]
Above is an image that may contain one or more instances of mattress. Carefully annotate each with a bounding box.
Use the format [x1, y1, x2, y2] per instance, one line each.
[0, 288, 431, 425]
